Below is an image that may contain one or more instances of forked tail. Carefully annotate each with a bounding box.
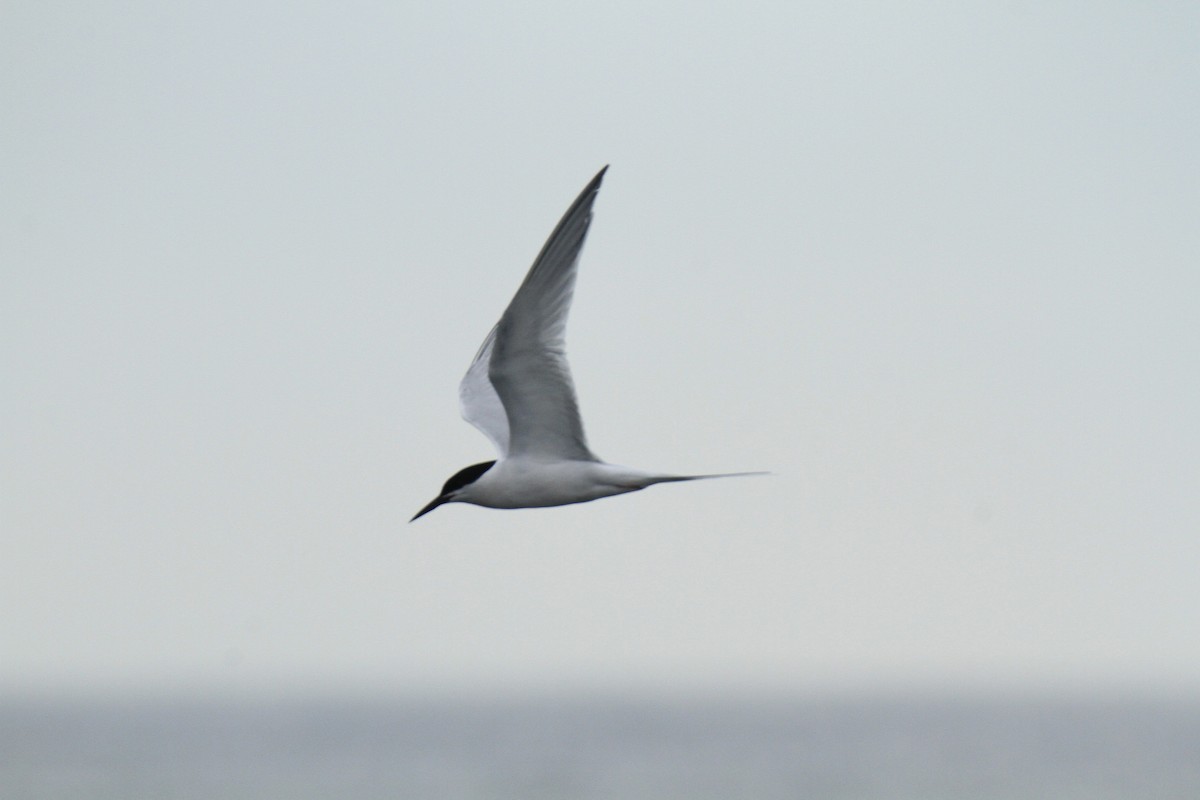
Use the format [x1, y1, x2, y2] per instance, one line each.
[640, 471, 770, 487]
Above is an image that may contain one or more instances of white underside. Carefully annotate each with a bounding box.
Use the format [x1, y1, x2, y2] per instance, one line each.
[455, 459, 665, 509]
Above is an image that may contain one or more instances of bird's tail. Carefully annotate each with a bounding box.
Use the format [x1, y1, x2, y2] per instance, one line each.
[639, 471, 770, 487]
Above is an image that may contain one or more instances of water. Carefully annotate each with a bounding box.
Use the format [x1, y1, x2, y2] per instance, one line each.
[4, 692, 1199, 799]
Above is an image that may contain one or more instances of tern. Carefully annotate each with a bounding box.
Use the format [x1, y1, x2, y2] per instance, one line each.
[412, 167, 762, 521]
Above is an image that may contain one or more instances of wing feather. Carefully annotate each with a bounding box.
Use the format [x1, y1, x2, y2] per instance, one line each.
[459, 167, 608, 461]
[458, 324, 509, 455]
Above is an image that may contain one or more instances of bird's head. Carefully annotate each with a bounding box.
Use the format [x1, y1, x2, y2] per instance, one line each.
[410, 460, 496, 522]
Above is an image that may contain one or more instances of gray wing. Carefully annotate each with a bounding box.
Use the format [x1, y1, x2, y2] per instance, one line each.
[458, 324, 510, 456]
[468, 167, 608, 462]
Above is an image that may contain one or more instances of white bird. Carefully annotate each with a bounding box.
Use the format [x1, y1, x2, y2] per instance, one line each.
[412, 167, 763, 521]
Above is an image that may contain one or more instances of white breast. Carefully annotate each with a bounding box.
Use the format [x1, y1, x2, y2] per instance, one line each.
[460, 460, 654, 509]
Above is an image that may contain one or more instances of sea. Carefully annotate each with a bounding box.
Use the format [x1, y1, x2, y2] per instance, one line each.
[4, 691, 1199, 799]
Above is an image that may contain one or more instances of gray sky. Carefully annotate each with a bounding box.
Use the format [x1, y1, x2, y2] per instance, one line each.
[3, 2, 1198, 697]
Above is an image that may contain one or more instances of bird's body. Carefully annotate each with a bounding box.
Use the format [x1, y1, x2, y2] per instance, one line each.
[412, 167, 761, 521]
[456, 460, 659, 509]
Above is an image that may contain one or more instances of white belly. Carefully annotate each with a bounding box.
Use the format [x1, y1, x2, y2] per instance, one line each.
[463, 459, 654, 509]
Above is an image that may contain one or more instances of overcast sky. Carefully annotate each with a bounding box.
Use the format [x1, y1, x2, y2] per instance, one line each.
[3, 2, 1198, 698]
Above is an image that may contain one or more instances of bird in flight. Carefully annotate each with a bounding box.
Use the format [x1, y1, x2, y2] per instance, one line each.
[412, 167, 762, 521]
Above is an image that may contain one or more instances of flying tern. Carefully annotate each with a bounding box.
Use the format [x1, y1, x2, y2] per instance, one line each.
[412, 167, 762, 521]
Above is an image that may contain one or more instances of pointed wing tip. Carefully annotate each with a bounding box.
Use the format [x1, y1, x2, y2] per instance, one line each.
[574, 165, 608, 208]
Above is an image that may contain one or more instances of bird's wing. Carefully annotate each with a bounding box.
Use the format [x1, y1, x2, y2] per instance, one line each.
[458, 323, 510, 455]
[462, 166, 608, 462]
